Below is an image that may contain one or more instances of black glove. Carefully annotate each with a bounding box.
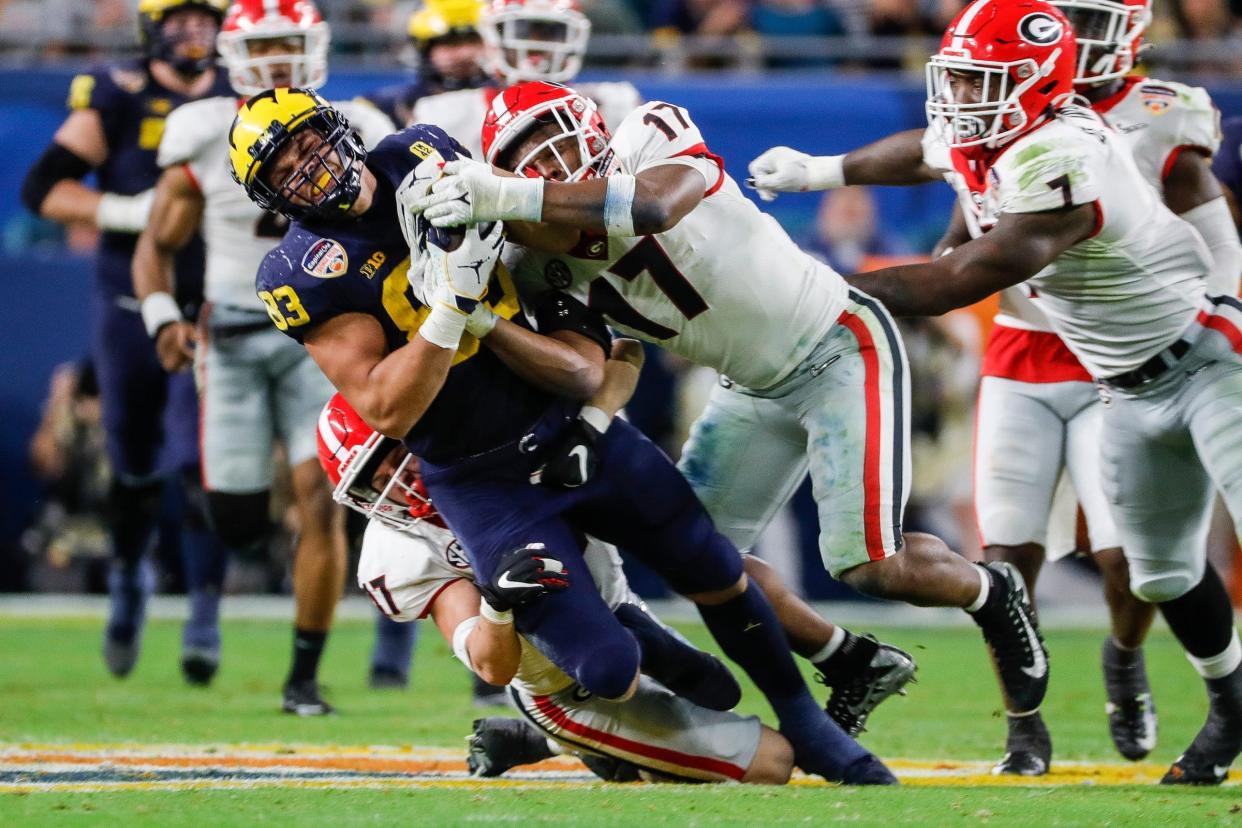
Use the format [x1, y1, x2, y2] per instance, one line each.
[477, 543, 570, 613]
[529, 417, 603, 488]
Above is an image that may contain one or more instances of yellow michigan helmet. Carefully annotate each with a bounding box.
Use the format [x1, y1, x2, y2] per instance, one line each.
[408, 0, 485, 48]
[228, 88, 369, 221]
[137, 0, 229, 74]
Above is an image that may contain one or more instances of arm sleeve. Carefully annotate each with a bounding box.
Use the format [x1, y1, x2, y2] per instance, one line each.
[1181, 196, 1242, 296]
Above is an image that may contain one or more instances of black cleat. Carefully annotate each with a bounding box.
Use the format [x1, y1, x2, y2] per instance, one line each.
[971, 562, 1049, 714]
[993, 711, 1052, 776]
[819, 636, 917, 737]
[103, 630, 141, 679]
[181, 647, 219, 687]
[1161, 666, 1242, 786]
[466, 717, 555, 777]
[282, 679, 335, 716]
[1101, 638, 1157, 761]
[840, 753, 899, 785]
[578, 752, 642, 782]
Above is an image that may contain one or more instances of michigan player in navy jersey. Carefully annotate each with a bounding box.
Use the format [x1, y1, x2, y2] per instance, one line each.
[20, 0, 233, 682]
[227, 88, 894, 784]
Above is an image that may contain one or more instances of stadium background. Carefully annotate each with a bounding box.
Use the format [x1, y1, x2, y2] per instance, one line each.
[2, 0, 1241, 605]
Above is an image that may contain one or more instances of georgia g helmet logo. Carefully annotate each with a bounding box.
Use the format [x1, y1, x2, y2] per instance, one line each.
[1018, 12, 1062, 45]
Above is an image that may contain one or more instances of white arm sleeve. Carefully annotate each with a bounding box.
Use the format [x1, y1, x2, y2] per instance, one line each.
[452, 615, 481, 671]
[1182, 196, 1242, 296]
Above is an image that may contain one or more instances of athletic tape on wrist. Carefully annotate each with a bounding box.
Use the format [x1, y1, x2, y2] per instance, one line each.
[578, 405, 611, 434]
[417, 302, 468, 350]
[140, 291, 183, 339]
[603, 174, 637, 237]
[808, 155, 847, 190]
[479, 601, 514, 625]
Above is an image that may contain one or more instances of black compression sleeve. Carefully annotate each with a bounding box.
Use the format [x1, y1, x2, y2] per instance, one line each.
[533, 291, 612, 354]
[21, 142, 92, 214]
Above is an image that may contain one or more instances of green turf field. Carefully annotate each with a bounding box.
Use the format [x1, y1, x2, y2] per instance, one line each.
[2, 615, 1239, 825]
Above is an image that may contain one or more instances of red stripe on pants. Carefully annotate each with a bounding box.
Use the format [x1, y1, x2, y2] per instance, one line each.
[531, 694, 745, 781]
[1198, 309, 1242, 355]
[837, 310, 886, 561]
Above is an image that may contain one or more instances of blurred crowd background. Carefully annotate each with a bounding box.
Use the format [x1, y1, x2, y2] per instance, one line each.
[1, 0, 1240, 605]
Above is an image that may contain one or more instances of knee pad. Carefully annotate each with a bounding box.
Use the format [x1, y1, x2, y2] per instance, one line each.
[574, 632, 641, 701]
[107, 479, 165, 564]
[1129, 568, 1198, 604]
[206, 490, 271, 554]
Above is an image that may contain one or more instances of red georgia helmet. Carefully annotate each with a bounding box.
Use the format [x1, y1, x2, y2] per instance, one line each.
[315, 393, 437, 531]
[478, 0, 591, 85]
[218, 0, 331, 97]
[481, 80, 611, 181]
[1049, 0, 1150, 86]
[925, 0, 1076, 155]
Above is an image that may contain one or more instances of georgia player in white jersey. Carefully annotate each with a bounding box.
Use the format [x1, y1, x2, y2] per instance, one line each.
[131, 0, 393, 714]
[407, 0, 641, 159]
[750, 0, 1242, 776]
[315, 375, 796, 784]
[405, 80, 1052, 733]
[755, 0, 1242, 786]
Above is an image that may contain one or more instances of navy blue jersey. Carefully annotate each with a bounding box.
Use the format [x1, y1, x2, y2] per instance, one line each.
[1213, 116, 1242, 205]
[68, 60, 230, 300]
[256, 125, 564, 463]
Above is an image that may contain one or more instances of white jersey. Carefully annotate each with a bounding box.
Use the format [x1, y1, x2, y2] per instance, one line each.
[506, 101, 848, 390]
[157, 96, 394, 311]
[980, 107, 1210, 377]
[357, 520, 633, 697]
[410, 81, 642, 159]
[926, 77, 1222, 336]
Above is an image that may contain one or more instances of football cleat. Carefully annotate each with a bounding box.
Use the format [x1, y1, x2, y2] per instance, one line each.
[840, 753, 899, 786]
[472, 674, 510, 707]
[993, 711, 1052, 776]
[180, 647, 219, 687]
[282, 679, 336, 716]
[971, 562, 1049, 714]
[466, 717, 554, 777]
[103, 632, 141, 679]
[102, 561, 153, 678]
[1101, 638, 1157, 761]
[1161, 667, 1242, 786]
[818, 637, 917, 737]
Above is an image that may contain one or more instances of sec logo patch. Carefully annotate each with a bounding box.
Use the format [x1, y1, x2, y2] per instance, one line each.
[302, 238, 349, 279]
[544, 259, 573, 289]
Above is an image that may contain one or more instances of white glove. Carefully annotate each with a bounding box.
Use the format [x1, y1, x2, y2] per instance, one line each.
[746, 147, 845, 201]
[396, 152, 450, 253]
[422, 220, 506, 311]
[465, 303, 498, 339]
[96, 188, 155, 233]
[410, 159, 544, 228]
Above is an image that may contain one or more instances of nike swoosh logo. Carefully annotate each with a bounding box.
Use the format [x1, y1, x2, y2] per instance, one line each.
[1017, 596, 1048, 679]
[743, 621, 762, 632]
[497, 572, 540, 591]
[569, 445, 590, 482]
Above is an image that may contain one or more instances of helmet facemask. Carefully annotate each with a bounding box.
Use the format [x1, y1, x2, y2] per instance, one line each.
[146, 5, 223, 77]
[490, 96, 611, 182]
[330, 434, 435, 532]
[218, 26, 330, 96]
[481, 9, 590, 83]
[250, 107, 367, 221]
[1052, 0, 1149, 85]
[925, 49, 1062, 152]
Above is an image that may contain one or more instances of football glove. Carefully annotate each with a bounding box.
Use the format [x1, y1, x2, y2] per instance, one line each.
[411, 159, 544, 228]
[477, 544, 570, 613]
[423, 220, 506, 312]
[396, 152, 449, 254]
[529, 415, 603, 489]
[746, 147, 845, 201]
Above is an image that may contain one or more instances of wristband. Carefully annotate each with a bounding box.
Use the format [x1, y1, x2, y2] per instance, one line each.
[140, 291, 183, 338]
[578, 405, 612, 434]
[417, 302, 468, 350]
[805, 155, 846, 190]
[495, 176, 544, 222]
[602, 174, 637, 237]
[479, 601, 514, 625]
[96, 190, 154, 233]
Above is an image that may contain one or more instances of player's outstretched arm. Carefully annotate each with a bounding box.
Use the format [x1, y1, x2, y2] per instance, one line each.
[306, 312, 456, 438]
[747, 129, 939, 198]
[848, 204, 1097, 317]
[133, 166, 204, 372]
[1163, 151, 1241, 296]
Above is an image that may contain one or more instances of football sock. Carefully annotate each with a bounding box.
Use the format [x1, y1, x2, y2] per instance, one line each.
[288, 628, 328, 685]
[614, 601, 741, 710]
[808, 625, 846, 664]
[1158, 564, 1235, 661]
[183, 588, 222, 652]
[696, 582, 869, 778]
[106, 558, 155, 641]
[814, 630, 879, 685]
[370, 614, 417, 676]
[107, 479, 163, 566]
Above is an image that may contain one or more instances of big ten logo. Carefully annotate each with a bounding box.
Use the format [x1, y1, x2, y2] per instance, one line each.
[409, 141, 436, 159]
[360, 250, 387, 279]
